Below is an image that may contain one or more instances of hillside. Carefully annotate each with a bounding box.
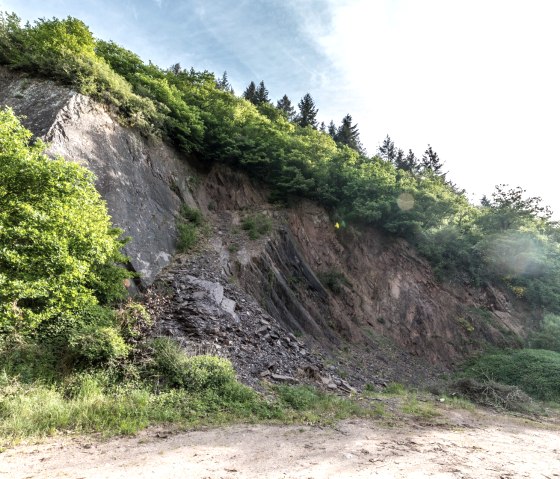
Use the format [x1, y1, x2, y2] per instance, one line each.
[0, 66, 534, 388]
[2, 15, 560, 453]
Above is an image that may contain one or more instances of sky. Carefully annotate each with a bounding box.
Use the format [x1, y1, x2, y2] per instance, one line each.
[2, 0, 560, 215]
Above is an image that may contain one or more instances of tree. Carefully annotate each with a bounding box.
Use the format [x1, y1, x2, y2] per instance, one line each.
[395, 148, 418, 172]
[378, 135, 395, 162]
[254, 80, 270, 105]
[327, 120, 337, 138]
[421, 145, 443, 173]
[0, 108, 130, 335]
[478, 185, 552, 232]
[296, 93, 318, 128]
[334, 114, 362, 152]
[216, 71, 234, 93]
[169, 63, 182, 75]
[242, 81, 257, 104]
[276, 94, 296, 121]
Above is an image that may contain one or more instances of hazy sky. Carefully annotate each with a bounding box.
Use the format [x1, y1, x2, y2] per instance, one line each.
[2, 0, 559, 215]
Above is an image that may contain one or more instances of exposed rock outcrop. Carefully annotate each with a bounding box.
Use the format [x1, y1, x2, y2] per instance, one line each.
[0, 67, 535, 386]
[0, 67, 196, 285]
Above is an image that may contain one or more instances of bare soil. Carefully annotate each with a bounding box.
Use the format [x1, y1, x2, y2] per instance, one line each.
[2, 408, 559, 479]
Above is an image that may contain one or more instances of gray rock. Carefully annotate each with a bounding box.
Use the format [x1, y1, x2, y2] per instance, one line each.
[270, 373, 298, 383]
[0, 67, 196, 285]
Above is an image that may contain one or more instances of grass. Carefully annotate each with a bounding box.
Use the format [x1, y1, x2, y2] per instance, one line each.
[316, 270, 351, 295]
[241, 213, 272, 240]
[0, 380, 381, 447]
[176, 205, 205, 253]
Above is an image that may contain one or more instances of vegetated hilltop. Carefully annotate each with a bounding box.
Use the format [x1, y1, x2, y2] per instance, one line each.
[1, 13, 560, 443]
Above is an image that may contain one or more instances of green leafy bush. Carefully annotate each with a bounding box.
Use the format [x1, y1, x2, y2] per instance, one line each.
[527, 313, 560, 352]
[68, 324, 129, 365]
[180, 204, 204, 226]
[176, 222, 198, 252]
[317, 270, 350, 294]
[242, 213, 272, 240]
[148, 337, 236, 391]
[176, 205, 204, 252]
[460, 349, 560, 402]
[0, 108, 131, 336]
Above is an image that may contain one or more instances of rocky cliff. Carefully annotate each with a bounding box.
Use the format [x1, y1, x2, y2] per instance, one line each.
[0, 67, 534, 387]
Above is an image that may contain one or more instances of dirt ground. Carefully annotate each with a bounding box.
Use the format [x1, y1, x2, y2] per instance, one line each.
[2, 409, 559, 479]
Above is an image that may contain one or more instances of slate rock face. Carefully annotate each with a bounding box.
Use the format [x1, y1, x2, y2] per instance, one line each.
[0, 67, 196, 285]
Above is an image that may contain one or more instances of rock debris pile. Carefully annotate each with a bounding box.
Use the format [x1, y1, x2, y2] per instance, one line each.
[146, 253, 356, 393]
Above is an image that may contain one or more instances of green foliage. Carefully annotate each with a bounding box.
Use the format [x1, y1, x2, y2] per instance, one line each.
[527, 313, 560, 353]
[461, 349, 560, 402]
[0, 108, 130, 336]
[317, 270, 350, 294]
[116, 300, 153, 341]
[176, 205, 204, 252]
[242, 213, 272, 240]
[179, 204, 204, 225]
[68, 323, 129, 365]
[147, 337, 236, 391]
[176, 222, 198, 252]
[382, 382, 407, 395]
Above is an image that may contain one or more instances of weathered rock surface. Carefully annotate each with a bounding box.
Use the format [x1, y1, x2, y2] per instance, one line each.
[0, 67, 196, 285]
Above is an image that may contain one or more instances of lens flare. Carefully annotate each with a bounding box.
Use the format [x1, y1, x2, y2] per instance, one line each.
[397, 193, 414, 211]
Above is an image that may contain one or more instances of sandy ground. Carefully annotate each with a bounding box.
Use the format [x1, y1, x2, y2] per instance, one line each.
[2, 410, 560, 479]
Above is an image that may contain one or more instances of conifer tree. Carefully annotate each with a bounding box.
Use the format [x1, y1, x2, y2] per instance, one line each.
[254, 80, 270, 105]
[242, 81, 257, 104]
[276, 94, 296, 120]
[169, 62, 182, 75]
[334, 114, 362, 152]
[398, 149, 419, 172]
[296, 93, 318, 128]
[394, 148, 405, 169]
[378, 135, 396, 162]
[327, 120, 337, 138]
[421, 145, 443, 173]
[216, 71, 234, 93]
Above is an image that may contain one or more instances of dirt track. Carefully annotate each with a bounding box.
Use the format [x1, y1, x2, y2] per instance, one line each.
[2, 410, 559, 479]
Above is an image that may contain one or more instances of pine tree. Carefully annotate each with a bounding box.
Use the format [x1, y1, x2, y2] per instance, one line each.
[242, 81, 257, 104]
[254, 80, 270, 105]
[327, 120, 337, 138]
[216, 71, 234, 93]
[169, 62, 182, 75]
[319, 121, 326, 132]
[334, 114, 362, 152]
[378, 135, 396, 162]
[276, 94, 296, 120]
[394, 148, 405, 168]
[403, 149, 419, 172]
[296, 93, 318, 128]
[421, 145, 443, 173]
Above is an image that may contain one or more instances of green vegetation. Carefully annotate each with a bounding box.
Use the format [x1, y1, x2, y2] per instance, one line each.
[0, 108, 130, 353]
[241, 213, 272, 240]
[176, 204, 204, 252]
[317, 270, 351, 294]
[527, 313, 560, 352]
[460, 349, 560, 402]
